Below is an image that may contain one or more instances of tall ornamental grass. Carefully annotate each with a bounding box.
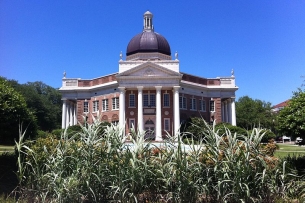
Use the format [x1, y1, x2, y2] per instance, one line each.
[16, 118, 305, 203]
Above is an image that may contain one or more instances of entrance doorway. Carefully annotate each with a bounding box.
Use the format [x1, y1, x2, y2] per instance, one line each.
[144, 118, 155, 140]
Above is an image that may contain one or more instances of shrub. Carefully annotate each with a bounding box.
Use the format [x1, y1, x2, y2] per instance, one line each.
[180, 117, 210, 140]
[215, 122, 248, 136]
[15, 118, 302, 202]
[260, 129, 276, 143]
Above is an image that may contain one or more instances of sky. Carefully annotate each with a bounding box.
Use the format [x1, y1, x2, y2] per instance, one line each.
[1, 0, 305, 106]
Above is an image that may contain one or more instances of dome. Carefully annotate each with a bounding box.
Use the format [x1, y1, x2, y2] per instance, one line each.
[126, 32, 171, 56]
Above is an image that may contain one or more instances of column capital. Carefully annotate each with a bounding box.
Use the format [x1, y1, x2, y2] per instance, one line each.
[155, 86, 162, 91]
[137, 86, 144, 91]
[118, 87, 125, 92]
[173, 86, 180, 90]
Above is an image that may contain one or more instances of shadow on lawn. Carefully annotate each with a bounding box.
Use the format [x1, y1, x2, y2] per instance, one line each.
[0, 153, 18, 199]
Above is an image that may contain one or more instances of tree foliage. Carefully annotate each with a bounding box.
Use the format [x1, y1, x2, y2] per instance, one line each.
[0, 78, 37, 144]
[278, 89, 305, 138]
[236, 96, 274, 130]
[3, 77, 62, 131]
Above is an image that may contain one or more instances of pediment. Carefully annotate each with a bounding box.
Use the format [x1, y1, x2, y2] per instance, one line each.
[116, 62, 182, 78]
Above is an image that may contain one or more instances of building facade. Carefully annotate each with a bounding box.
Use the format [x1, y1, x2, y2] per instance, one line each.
[59, 11, 238, 140]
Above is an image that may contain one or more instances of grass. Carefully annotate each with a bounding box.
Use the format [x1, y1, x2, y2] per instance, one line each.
[275, 143, 305, 158]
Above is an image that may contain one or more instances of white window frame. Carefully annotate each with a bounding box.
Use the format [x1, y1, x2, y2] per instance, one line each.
[179, 96, 187, 109]
[102, 99, 109, 112]
[129, 94, 135, 107]
[93, 100, 99, 112]
[210, 100, 215, 112]
[112, 97, 119, 110]
[190, 98, 196, 110]
[129, 118, 135, 129]
[163, 93, 170, 107]
[164, 118, 170, 131]
[84, 101, 89, 113]
[199, 99, 206, 112]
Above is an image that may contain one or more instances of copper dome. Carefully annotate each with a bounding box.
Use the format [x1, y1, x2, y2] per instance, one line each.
[126, 31, 171, 56]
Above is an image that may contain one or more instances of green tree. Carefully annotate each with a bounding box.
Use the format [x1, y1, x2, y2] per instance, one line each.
[278, 89, 305, 138]
[0, 78, 37, 144]
[236, 96, 274, 130]
[2, 77, 62, 132]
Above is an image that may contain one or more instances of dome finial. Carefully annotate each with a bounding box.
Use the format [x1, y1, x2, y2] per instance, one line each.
[231, 69, 234, 77]
[175, 51, 178, 60]
[143, 10, 154, 32]
[119, 51, 123, 61]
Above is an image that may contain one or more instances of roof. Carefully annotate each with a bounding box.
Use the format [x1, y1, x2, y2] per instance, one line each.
[126, 31, 171, 56]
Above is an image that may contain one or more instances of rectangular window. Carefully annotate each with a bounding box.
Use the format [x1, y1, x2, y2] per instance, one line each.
[210, 100, 215, 112]
[84, 101, 89, 113]
[93, 100, 99, 112]
[143, 94, 149, 107]
[199, 100, 206, 112]
[129, 118, 135, 129]
[164, 118, 170, 131]
[129, 94, 135, 107]
[102, 99, 109, 111]
[163, 93, 170, 107]
[143, 93, 155, 107]
[179, 96, 187, 109]
[150, 94, 156, 107]
[112, 97, 119, 110]
[190, 98, 196, 110]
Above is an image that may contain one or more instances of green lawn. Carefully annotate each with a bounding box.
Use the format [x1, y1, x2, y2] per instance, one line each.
[275, 143, 305, 158]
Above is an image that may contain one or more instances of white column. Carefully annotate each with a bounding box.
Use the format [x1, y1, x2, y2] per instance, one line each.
[66, 102, 70, 128]
[62, 100, 67, 129]
[69, 102, 73, 126]
[119, 87, 126, 135]
[73, 102, 77, 125]
[137, 86, 144, 133]
[173, 86, 180, 136]
[231, 98, 236, 126]
[225, 101, 228, 123]
[69, 102, 74, 126]
[228, 99, 232, 124]
[155, 86, 162, 141]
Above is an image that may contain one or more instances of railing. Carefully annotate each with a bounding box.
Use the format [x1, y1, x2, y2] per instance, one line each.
[62, 79, 78, 87]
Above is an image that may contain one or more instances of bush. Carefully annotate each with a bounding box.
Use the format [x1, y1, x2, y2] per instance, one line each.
[15, 119, 303, 202]
[215, 122, 248, 136]
[180, 117, 210, 140]
[260, 129, 276, 143]
[280, 154, 305, 176]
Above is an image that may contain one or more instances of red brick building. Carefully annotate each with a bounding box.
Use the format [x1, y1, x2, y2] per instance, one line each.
[59, 11, 238, 140]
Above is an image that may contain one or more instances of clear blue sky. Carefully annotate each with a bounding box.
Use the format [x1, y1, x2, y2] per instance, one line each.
[1, 0, 304, 105]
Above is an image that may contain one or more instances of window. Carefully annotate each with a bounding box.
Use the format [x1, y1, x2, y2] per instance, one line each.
[143, 94, 149, 107]
[102, 99, 109, 111]
[129, 118, 135, 129]
[199, 100, 206, 112]
[93, 100, 99, 112]
[112, 97, 119, 110]
[150, 94, 156, 107]
[190, 98, 196, 110]
[129, 94, 135, 107]
[163, 93, 170, 107]
[84, 101, 89, 113]
[179, 96, 187, 109]
[164, 118, 170, 131]
[210, 100, 215, 112]
[143, 93, 156, 107]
